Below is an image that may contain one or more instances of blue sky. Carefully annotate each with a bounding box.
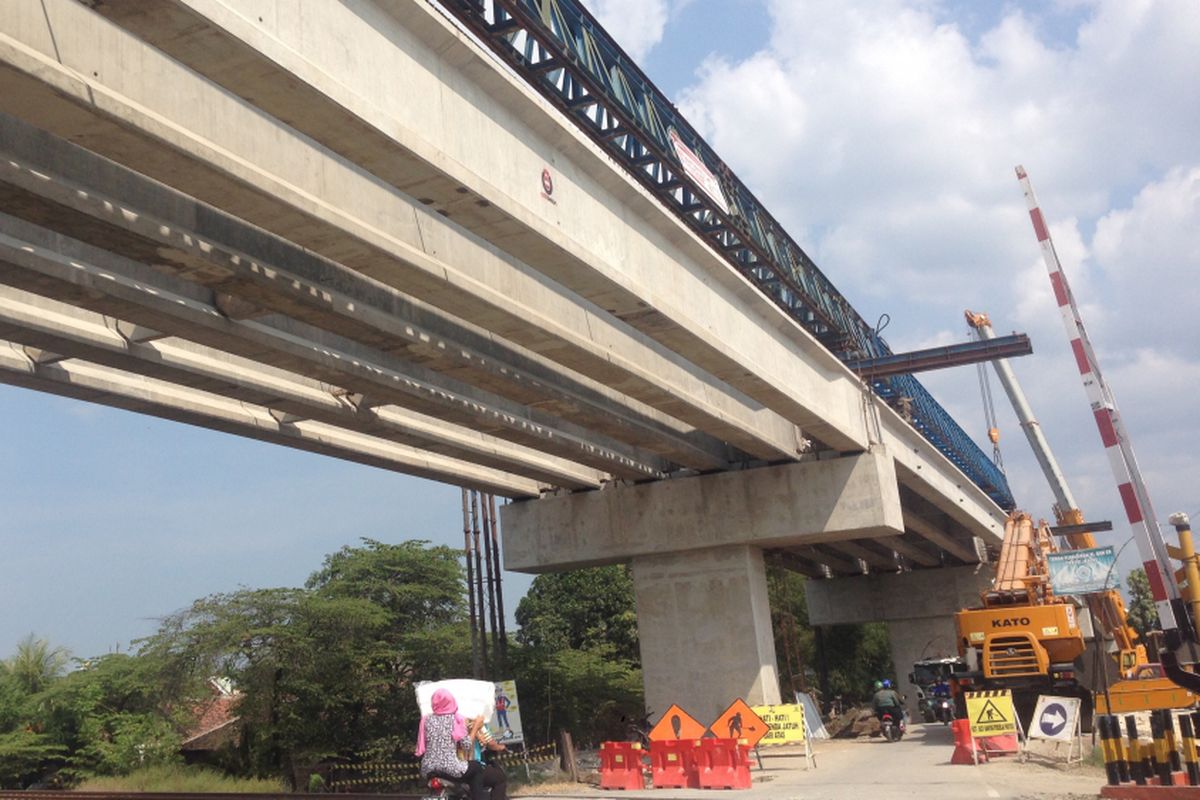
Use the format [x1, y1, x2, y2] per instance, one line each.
[3, 0, 1199, 661]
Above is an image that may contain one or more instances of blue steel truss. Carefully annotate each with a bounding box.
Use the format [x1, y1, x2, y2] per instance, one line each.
[444, 0, 1014, 510]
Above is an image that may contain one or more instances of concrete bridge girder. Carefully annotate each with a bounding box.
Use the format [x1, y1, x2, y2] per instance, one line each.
[83, 0, 860, 449]
[0, 126, 734, 475]
[0, 214, 666, 482]
[0, 0, 1006, 547]
[0, 284, 607, 490]
[0, 340, 542, 497]
[0, 9, 805, 465]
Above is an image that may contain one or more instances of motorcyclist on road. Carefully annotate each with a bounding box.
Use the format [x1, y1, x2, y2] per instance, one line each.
[871, 679, 904, 724]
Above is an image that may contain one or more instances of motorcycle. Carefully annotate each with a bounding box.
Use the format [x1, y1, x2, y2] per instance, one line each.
[622, 710, 653, 748]
[918, 694, 937, 723]
[880, 710, 906, 742]
[425, 775, 470, 800]
[932, 695, 954, 725]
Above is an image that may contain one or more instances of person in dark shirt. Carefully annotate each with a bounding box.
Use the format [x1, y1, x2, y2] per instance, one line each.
[871, 680, 904, 723]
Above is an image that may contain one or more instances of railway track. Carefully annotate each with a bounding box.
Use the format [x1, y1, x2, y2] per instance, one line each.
[0, 793, 424, 800]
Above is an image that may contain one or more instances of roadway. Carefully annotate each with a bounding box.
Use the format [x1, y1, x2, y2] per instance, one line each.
[534, 725, 1104, 800]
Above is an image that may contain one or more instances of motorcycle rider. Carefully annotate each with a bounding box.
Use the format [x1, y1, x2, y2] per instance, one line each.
[871, 679, 904, 727]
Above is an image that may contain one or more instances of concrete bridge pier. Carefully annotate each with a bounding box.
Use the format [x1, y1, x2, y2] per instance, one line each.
[630, 545, 780, 725]
[805, 565, 994, 717]
[502, 448, 906, 725]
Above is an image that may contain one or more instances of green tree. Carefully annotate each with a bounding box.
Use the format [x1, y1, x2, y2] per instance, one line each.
[33, 652, 182, 778]
[0, 729, 67, 788]
[767, 564, 815, 697]
[819, 622, 893, 700]
[1126, 567, 1160, 639]
[7, 635, 69, 695]
[515, 565, 640, 664]
[512, 566, 643, 746]
[764, 561, 893, 703]
[510, 643, 643, 747]
[0, 662, 26, 733]
[137, 540, 470, 781]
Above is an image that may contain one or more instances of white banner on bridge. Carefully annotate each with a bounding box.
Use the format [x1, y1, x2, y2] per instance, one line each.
[668, 129, 730, 215]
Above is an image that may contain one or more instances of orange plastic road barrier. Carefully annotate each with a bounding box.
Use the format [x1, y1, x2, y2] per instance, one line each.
[694, 738, 752, 790]
[598, 741, 645, 791]
[951, 719, 983, 765]
[649, 739, 699, 789]
[979, 733, 1019, 756]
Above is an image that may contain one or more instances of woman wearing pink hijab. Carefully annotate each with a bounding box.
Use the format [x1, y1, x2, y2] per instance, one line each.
[416, 687, 507, 800]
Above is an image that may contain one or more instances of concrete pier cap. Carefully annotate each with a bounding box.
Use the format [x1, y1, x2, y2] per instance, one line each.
[501, 447, 905, 723]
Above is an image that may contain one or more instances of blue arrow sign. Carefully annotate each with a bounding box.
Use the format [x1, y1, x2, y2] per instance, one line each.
[1039, 702, 1069, 737]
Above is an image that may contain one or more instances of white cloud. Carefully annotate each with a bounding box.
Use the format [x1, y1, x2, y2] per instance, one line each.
[588, 0, 671, 62]
[667, 0, 1200, 530]
[1091, 167, 1200, 355]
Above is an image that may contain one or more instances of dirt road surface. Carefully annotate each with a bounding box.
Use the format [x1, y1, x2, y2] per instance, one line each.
[519, 722, 1104, 800]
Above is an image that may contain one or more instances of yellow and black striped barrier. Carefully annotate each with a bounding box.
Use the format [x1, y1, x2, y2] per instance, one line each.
[327, 742, 560, 789]
[1096, 710, 1200, 793]
[1099, 715, 1121, 786]
[1181, 713, 1200, 785]
[1124, 715, 1147, 787]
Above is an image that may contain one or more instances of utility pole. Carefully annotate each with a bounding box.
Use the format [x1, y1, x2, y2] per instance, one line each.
[461, 488, 481, 678]
[470, 490, 490, 676]
[489, 493, 508, 670]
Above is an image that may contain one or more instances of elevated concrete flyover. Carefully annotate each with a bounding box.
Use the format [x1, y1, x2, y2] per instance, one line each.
[0, 0, 1007, 723]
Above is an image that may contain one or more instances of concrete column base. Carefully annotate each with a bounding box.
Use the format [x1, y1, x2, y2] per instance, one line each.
[631, 545, 782, 726]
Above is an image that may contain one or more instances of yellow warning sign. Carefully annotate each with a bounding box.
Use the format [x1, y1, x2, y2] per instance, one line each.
[965, 690, 1017, 736]
[751, 704, 807, 746]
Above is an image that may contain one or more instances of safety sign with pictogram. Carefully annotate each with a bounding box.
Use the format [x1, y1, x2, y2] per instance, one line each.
[710, 699, 769, 748]
[964, 690, 1018, 736]
[648, 703, 707, 742]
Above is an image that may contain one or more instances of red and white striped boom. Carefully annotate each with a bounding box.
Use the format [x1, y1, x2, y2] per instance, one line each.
[1015, 165, 1182, 632]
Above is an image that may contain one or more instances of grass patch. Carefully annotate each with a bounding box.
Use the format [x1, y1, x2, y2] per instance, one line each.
[76, 764, 287, 793]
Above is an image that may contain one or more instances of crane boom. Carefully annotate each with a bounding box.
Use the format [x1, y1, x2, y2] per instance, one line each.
[966, 311, 1077, 516]
[965, 309, 1141, 660]
[1014, 165, 1187, 642]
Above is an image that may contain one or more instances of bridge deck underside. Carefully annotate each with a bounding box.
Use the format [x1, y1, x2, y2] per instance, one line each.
[0, 0, 1004, 571]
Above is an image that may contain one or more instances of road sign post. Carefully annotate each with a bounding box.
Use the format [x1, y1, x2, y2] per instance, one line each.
[1028, 695, 1083, 764]
[711, 699, 769, 770]
[649, 704, 707, 743]
[964, 690, 1023, 763]
[752, 703, 817, 769]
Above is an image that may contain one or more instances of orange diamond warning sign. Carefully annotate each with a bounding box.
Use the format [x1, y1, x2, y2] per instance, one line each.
[710, 699, 768, 748]
[648, 704, 707, 742]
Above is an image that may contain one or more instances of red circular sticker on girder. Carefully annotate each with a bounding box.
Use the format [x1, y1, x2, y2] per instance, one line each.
[541, 168, 554, 196]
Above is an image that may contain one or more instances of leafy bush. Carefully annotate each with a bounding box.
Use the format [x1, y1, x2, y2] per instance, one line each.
[76, 764, 285, 793]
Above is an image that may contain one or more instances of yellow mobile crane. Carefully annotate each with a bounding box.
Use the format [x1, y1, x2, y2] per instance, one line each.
[954, 309, 1195, 721]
